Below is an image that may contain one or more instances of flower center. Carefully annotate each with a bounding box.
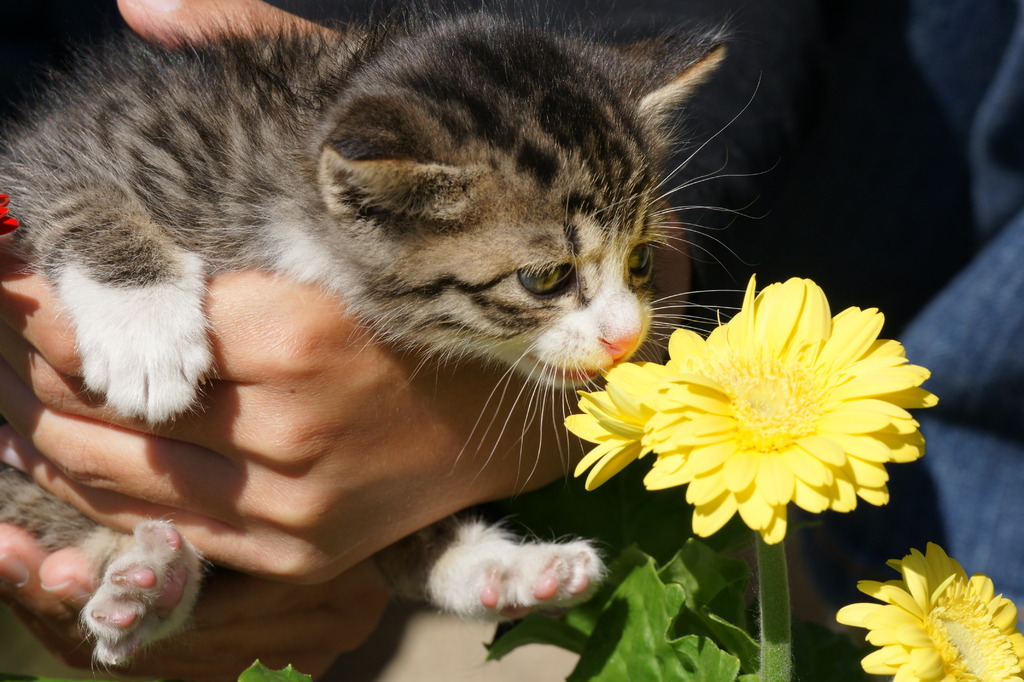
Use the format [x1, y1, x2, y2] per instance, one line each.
[925, 581, 1022, 681]
[712, 354, 823, 452]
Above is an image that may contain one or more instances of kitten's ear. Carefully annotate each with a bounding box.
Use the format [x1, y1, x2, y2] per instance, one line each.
[615, 31, 726, 123]
[318, 97, 474, 220]
[319, 145, 474, 219]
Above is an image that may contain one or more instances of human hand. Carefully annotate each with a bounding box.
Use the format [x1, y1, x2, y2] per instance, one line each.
[0, 253, 573, 581]
[0, 523, 389, 681]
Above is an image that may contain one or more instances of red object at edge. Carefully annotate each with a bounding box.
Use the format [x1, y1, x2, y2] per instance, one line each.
[0, 194, 19, 234]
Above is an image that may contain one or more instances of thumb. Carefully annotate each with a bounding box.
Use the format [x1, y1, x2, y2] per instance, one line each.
[116, 0, 320, 46]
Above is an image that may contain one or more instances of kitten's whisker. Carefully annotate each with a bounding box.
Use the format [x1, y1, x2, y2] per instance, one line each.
[658, 231, 746, 270]
[475, 359, 545, 487]
[656, 74, 761, 191]
[462, 345, 544, 484]
[657, 204, 762, 222]
[651, 286, 744, 303]
[654, 168, 775, 209]
[452, 350, 532, 472]
[652, 152, 732, 203]
[518, 376, 549, 490]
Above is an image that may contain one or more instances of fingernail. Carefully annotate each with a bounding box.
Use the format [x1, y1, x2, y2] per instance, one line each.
[40, 578, 93, 603]
[133, 0, 182, 12]
[0, 437, 27, 471]
[0, 553, 30, 588]
[0, 425, 29, 471]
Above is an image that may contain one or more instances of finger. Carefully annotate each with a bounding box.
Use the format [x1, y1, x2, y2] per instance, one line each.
[0, 417, 243, 530]
[118, 0, 323, 47]
[0, 423, 341, 579]
[201, 270, 362, 383]
[0, 423, 253, 571]
[0, 525, 91, 621]
[0, 321, 104, 421]
[0, 248, 81, 378]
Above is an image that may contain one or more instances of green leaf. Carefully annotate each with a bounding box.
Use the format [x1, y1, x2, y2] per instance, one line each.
[658, 541, 759, 674]
[659, 540, 750, 616]
[566, 551, 741, 682]
[672, 609, 759, 676]
[237, 661, 310, 682]
[563, 545, 651, 638]
[487, 616, 590, 660]
[668, 635, 741, 681]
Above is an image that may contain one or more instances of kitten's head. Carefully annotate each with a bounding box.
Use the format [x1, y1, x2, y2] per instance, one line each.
[317, 15, 724, 386]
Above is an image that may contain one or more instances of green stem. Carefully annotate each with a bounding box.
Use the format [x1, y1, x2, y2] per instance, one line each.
[756, 534, 792, 682]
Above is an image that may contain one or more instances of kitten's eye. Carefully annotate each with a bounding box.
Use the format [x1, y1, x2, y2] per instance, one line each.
[518, 263, 575, 297]
[628, 243, 654, 279]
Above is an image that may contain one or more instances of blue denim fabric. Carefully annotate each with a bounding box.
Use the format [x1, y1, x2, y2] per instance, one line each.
[801, 0, 1024, 607]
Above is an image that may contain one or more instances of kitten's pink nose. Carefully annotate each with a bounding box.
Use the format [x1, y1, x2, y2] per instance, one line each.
[600, 333, 640, 363]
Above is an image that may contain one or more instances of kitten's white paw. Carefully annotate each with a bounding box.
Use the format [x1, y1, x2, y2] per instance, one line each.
[427, 520, 604, 620]
[83, 521, 203, 667]
[57, 260, 211, 423]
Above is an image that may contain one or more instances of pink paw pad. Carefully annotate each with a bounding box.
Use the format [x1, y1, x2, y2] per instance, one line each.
[91, 606, 139, 628]
[162, 528, 182, 551]
[111, 567, 157, 589]
[568, 573, 590, 595]
[480, 569, 502, 609]
[533, 571, 561, 601]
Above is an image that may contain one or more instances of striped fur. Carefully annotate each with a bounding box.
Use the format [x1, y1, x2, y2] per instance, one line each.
[2, 13, 723, 394]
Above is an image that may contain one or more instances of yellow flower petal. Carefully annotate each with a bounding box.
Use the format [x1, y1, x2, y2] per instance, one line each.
[818, 408, 894, 434]
[830, 366, 932, 402]
[685, 468, 728, 505]
[795, 435, 847, 466]
[861, 647, 903, 675]
[755, 454, 796, 506]
[685, 440, 736, 475]
[841, 544, 1024, 681]
[667, 328, 707, 364]
[735, 485, 777, 532]
[847, 455, 890, 489]
[575, 439, 627, 478]
[855, 485, 889, 507]
[722, 449, 759, 493]
[564, 412, 608, 444]
[908, 646, 946, 680]
[691, 490, 738, 538]
[791, 478, 832, 513]
[643, 469, 689, 491]
[818, 306, 885, 368]
[836, 602, 881, 628]
[582, 441, 645, 490]
[780, 446, 833, 487]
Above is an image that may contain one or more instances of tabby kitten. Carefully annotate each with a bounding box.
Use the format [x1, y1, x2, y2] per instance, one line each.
[0, 12, 723, 665]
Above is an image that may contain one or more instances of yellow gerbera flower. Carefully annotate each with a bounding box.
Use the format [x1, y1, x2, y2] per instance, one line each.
[837, 543, 1024, 681]
[571, 275, 937, 544]
[567, 361, 670, 489]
